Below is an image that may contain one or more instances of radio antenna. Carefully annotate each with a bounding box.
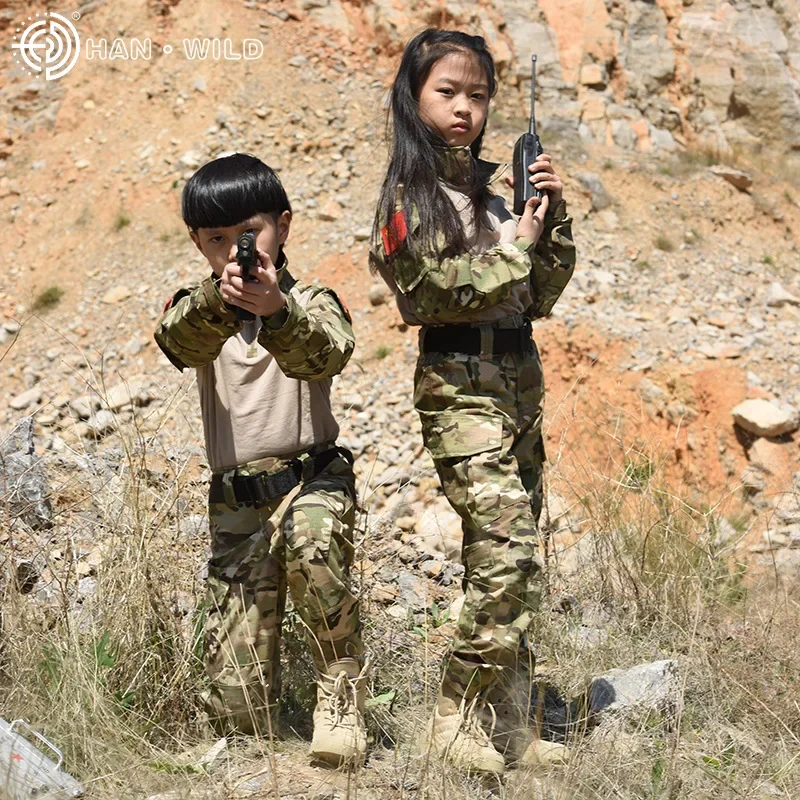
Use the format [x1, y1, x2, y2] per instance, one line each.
[529, 55, 537, 136]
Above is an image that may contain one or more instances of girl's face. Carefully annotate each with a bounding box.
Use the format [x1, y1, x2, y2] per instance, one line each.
[417, 51, 490, 149]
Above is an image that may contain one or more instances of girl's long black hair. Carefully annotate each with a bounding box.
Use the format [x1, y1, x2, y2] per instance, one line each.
[372, 29, 498, 265]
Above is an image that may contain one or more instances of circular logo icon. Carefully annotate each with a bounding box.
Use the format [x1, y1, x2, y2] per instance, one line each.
[12, 12, 81, 81]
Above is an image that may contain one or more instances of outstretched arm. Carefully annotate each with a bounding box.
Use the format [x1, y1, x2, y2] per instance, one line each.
[154, 276, 240, 371]
[257, 286, 354, 381]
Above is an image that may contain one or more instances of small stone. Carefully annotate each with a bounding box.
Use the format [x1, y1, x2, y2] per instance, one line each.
[87, 409, 117, 437]
[10, 387, 42, 410]
[766, 282, 800, 308]
[317, 200, 342, 221]
[69, 395, 97, 419]
[579, 63, 606, 88]
[368, 283, 388, 306]
[102, 285, 132, 304]
[83, 99, 96, 110]
[709, 165, 752, 191]
[179, 149, 203, 169]
[74, 159, 91, 170]
[395, 515, 415, 532]
[354, 227, 371, 241]
[732, 399, 800, 437]
[193, 76, 207, 93]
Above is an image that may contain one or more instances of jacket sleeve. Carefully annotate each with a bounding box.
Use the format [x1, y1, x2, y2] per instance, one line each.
[384, 237, 535, 324]
[154, 276, 240, 371]
[257, 286, 354, 381]
[528, 200, 576, 318]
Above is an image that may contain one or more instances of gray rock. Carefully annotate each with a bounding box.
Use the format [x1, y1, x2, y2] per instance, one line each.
[10, 387, 42, 411]
[396, 570, 429, 612]
[575, 171, 611, 211]
[0, 417, 52, 529]
[732, 399, 800, 437]
[589, 659, 680, 717]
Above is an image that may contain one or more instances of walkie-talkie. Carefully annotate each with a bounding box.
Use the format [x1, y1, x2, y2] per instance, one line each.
[235, 230, 258, 322]
[513, 54, 544, 216]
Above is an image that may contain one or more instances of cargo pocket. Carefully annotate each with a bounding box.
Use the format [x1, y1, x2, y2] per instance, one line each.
[420, 411, 504, 460]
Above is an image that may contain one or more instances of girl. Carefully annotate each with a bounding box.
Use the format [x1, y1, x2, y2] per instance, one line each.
[370, 30, 575, 774]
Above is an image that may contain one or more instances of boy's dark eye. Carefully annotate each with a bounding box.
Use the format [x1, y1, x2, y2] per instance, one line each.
[209, 236, 224, 244]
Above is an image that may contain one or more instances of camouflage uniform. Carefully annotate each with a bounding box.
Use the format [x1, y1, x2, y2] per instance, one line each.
[155, 259, 362, 735]
[371, 147, 576, 705]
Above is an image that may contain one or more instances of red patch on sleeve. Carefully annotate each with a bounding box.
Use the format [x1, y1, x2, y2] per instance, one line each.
[163, 297, 173, 313]
[380, 210, 408, 257]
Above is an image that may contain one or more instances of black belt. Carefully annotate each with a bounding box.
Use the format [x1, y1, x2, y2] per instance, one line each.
[209, 446, 353, 507]
[421, 320, 533, 355]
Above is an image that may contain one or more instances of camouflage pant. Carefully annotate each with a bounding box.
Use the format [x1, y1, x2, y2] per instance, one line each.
[414, 342, 545, 703]
[203, 453, 362, 735]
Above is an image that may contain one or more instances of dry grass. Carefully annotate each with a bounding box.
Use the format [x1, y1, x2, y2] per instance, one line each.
[2, 371, 799, 800]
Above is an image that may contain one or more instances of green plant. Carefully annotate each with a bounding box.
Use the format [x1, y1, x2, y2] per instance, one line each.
[114, 211, 131, 231]
[374, 345, 391, 359]
[622, 454, 655, 491]
[654, 233, 674, 252]
[634, 259, 651, 271]
[32, 285, 64, 311]
[762, 254, 774, 266]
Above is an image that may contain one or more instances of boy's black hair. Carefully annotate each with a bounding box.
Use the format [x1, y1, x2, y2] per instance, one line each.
[181, 153, 291, 231]
[372, 29, 498, 263]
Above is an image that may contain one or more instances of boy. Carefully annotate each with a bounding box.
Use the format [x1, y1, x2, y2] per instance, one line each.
[154, 153, 367, 766]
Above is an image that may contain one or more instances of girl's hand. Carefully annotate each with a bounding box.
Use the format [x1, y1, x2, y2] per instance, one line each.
[528, 153, 563, 204]
[515, 192, 549, 243]
[221, 249, 287, 318]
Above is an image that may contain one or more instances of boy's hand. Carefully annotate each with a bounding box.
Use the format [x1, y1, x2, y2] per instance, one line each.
[220, 249, 287, 318]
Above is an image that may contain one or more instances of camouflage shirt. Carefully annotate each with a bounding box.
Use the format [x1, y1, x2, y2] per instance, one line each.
[154, 258, 354, 469]
[370, 146, 576, 325]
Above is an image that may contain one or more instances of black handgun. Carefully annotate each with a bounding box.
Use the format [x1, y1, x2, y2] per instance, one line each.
[513, 54, 544, 216]
[235, 230, 258, 322]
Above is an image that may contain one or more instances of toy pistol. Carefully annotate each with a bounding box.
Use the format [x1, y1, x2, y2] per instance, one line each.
[236, 230, 258, 322]
[513, 54, 544, 215]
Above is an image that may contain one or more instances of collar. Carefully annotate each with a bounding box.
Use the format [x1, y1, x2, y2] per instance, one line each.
[435, 146, 505, 187]
[275, 249, 297, 293]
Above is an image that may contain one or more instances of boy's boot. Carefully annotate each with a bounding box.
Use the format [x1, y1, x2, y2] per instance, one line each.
[310, 658, 368, 767]
[431, 690, 505, 775]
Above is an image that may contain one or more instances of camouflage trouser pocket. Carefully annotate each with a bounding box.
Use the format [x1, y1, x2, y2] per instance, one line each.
[420, 411, 504, 460]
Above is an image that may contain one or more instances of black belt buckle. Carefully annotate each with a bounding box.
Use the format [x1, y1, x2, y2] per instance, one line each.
[247, 473, 271, 508]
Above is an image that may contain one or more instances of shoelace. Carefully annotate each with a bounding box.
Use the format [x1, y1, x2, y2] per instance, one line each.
[460, 694, 497, 746]
[322, 671, 353, 729]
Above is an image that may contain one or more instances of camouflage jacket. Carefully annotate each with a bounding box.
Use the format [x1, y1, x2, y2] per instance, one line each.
[154, 260, 354, 381]
[370, 147, 576, 324]
[154, 259, 354, 469]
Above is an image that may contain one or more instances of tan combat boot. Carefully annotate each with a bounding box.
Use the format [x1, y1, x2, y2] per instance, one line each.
[431, 694, 505, 775]
[310, 658, 368, 767]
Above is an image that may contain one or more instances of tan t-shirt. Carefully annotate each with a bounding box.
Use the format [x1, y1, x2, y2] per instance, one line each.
[197, 289, 339, 471]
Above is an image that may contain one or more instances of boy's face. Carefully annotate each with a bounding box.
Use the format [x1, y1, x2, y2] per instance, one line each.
[190, 211, 291, 276]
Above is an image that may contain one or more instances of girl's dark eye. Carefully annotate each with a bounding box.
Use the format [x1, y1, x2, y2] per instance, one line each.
[438, 88, 454, 96]
[472, 94, 485, 101]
